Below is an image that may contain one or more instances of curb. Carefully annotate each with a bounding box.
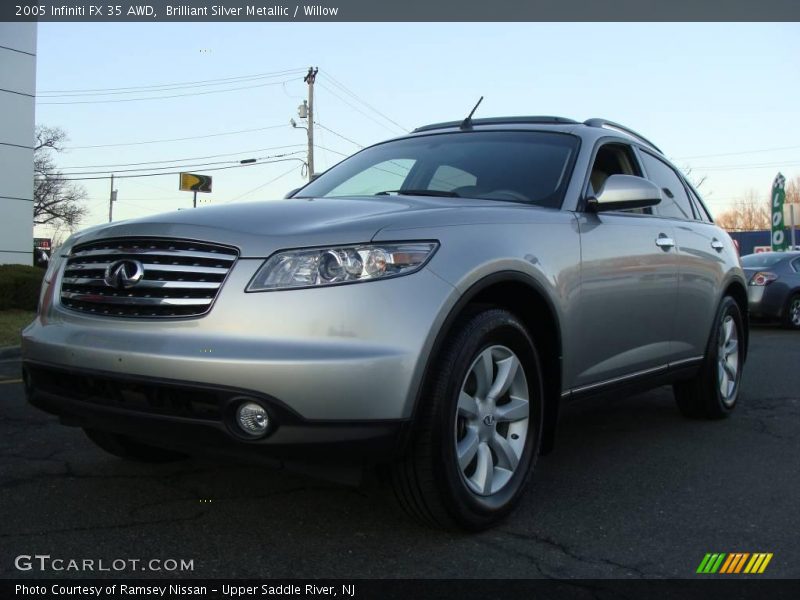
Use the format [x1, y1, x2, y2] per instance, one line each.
[0, 346, 21, 360]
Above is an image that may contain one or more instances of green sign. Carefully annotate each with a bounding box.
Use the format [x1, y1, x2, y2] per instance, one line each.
[771, 173, 787, 252]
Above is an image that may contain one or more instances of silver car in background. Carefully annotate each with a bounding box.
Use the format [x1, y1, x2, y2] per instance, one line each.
[23, 116, 748, 529]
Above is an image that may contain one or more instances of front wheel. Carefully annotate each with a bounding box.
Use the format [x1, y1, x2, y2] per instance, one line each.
[674, 296, 745, 419]
[391, 308, 543, 530]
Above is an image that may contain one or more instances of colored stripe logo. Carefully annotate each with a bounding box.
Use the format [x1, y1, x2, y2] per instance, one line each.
[696, 553, 773, 574]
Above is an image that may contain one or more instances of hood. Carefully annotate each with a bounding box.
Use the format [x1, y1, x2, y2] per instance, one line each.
[71, 195, 503, 257]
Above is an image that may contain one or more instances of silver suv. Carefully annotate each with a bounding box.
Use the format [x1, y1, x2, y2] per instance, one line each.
[23, 116, 748, 529]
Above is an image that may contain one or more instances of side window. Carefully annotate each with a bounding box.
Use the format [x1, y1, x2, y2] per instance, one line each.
[687, 186, 713, 223]
[639, 152, 694, 220]
[792, 258, 800, 273]
[588, 143, 648, 214]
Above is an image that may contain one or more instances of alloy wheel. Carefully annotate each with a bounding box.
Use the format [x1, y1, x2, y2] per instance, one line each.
[790, 297, 800, 327]
[717, 315, 739, 406]
[454, 345, 530, 496]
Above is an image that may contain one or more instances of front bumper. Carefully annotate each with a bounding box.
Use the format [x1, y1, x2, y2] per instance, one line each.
[747, 283, 788, 320]
[23, 259, 458, 459]
[23, 361, 407, 462]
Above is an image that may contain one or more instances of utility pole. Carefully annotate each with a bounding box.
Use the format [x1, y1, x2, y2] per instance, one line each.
[304, 66, 318, 180]
[108, 174, 117, 222]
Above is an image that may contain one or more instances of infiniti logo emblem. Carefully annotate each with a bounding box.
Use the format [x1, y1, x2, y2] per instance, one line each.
[104, 259, 145, 290]
[483, 414, 495, 427]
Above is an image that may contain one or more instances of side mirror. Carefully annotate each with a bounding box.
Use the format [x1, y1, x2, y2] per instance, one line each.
[586, 174, 662, 212]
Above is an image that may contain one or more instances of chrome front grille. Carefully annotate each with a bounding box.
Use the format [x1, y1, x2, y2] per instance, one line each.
[60, 238, 239, 318]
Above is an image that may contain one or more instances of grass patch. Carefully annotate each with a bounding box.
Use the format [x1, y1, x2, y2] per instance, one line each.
[0, 309, 36, 347]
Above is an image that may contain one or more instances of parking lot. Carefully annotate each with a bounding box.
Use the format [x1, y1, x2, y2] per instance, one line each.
[0, 327, 798, 579]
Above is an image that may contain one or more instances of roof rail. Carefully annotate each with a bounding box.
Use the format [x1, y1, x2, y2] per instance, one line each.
[413, 116, 578, 133]
[584, 118, 663, 153]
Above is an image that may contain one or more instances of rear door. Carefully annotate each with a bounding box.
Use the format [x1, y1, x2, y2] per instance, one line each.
[637, 150, 730, 362]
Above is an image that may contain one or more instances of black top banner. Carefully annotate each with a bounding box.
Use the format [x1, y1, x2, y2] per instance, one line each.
[3, 0, 800, 22]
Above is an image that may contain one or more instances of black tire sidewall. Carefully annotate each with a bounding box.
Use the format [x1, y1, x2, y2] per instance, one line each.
[785, 294, 800, 330]
[432, 310, 543, 525]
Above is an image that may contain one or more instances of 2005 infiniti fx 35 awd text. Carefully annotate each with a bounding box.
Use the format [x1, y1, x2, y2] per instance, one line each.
[23, 116, 748, 530]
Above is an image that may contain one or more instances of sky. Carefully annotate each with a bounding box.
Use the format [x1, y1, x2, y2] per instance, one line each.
[33, 22, 800, 238]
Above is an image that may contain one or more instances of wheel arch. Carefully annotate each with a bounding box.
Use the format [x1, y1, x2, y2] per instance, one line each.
[406, 271, 564, 455]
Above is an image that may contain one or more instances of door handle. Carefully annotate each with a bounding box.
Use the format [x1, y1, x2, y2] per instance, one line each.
[655, 234, 675, 250]
[711, 239, 724, 252]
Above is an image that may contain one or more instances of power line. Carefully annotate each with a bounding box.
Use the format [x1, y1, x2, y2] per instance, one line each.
[38, 79, 297, 105]
[314, 122, 364, 148]
[314, 145, 350, 158]
[688, 161, 800, 172]
[59, 145, 305, 169]
[317, 81, 406, 136]
[673, 144, 800, 160]
[49, 151, 305, 176]
[45, 157, 307, 182]
[38, 68, 305, 96]
[46, 151, 306, 177]
[227, 164, 303, 203]
[321, 72, 408, 133]
[63, 125, 288, 150]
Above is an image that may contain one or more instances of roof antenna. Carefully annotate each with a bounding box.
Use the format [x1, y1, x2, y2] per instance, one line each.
[460, 96, 484, 130]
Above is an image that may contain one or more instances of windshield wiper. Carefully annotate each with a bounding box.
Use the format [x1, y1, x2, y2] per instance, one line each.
[375, 189, 461, 198]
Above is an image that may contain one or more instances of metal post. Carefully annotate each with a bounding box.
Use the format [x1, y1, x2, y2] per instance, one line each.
[304, 67, 318, 180]
[791, 203, 797, 250]
[108, 173, 114, 222]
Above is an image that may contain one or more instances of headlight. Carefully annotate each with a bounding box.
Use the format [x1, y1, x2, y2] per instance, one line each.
[247, 242, 438, 291]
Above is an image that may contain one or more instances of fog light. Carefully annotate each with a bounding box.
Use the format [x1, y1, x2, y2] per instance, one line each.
[236, 402, 269, 436]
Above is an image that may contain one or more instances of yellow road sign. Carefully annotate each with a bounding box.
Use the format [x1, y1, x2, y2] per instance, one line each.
[179, 172, 212, 193]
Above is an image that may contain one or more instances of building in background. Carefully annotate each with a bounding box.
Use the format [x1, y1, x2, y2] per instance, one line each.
[0, 23, 36, 265]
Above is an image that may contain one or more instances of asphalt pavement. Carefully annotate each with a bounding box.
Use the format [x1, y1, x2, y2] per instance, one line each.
[1, 327, 798, 579]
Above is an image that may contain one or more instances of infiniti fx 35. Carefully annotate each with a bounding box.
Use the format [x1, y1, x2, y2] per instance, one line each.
[23, 116, 748, 529]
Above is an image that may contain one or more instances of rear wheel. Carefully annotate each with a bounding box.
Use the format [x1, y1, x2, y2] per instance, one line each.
[391, 308, 543, 530]
[674, 296, 744, 419]
[784, 293, 800, 330]
[84, 429, 187, 463]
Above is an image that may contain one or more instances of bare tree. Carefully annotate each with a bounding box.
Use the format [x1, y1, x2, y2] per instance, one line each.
[785, 175, 800, 206]
[34, 126, 87, 228]
[715, 189, 771, 231]
[682, 166, 707, 191]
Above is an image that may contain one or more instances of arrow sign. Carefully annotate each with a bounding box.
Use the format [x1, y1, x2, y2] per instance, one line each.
[179, 172, 212, 193]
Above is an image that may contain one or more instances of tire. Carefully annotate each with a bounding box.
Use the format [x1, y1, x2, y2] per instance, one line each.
[784, 293, 800, 330]
[674, 296, 745, 419]
[391, 308, 544, 530]
[84, 428, 187, 463]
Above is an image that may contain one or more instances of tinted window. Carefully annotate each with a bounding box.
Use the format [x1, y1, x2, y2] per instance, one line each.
[640, 152, 694, 220]
[297, 131, 580, 208]
[327, 159, 415, 197]
[687, 185, 713, 222]
[429, 165, 477, 192]
[741, 253, 785, 268]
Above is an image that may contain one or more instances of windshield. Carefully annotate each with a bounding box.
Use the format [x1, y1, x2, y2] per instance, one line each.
[741, 253, 785, 267]
[296, 131, 580, 208]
